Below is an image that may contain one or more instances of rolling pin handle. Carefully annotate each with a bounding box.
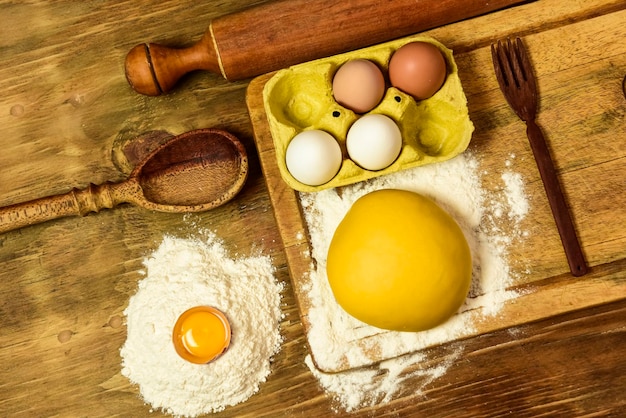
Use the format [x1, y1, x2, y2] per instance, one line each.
[125, 28, 221, 96]
[125, 43, 161, 96]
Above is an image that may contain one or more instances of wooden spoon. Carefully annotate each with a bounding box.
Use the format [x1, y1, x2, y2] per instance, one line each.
[0, 129, 248, 234]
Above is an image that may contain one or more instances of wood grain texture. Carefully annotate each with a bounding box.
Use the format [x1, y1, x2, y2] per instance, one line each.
[1, 0, 625, 416]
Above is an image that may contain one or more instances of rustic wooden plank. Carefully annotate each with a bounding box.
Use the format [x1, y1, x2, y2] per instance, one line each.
[1, 0, 625, 416]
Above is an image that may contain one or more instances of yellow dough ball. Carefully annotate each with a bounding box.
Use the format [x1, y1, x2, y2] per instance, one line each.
[326, 189, 472, 332]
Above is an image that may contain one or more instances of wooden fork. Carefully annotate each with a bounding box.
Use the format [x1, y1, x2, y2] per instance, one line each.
[491, 37, 588, 277]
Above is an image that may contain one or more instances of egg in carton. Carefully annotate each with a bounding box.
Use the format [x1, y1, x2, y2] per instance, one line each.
[262, 34, 474, 192]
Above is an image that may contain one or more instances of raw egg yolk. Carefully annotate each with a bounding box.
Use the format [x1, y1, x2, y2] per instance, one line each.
[173, 306, 231, 364]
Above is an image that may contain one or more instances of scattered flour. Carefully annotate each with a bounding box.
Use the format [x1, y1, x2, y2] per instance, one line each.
[305, 347, 464, 412]
[120, 232, 283, 417]
[299, 151, 529, 411]
[502, 171, 529, 221]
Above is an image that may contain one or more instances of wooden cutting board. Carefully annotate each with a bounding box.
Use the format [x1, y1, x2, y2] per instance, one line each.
[247, 4, 626, 372]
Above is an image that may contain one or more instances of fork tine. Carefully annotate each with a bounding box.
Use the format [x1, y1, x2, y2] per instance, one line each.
[501, 39, 520, 88]
[491, 40, 506, 87]
[513, 37, 537, 95]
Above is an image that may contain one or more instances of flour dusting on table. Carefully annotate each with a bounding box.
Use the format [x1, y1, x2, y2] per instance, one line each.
[120, 232, 283, 417]
[300, 151, 529, 411]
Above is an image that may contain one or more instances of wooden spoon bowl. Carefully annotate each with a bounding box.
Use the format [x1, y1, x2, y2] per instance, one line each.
[135, 128, 248, 211]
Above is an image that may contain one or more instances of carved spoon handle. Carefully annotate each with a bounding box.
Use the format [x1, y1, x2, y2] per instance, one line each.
[0, 182, 135, 234]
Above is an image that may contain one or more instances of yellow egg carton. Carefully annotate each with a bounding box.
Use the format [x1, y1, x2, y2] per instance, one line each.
[262, 34, 474, 192]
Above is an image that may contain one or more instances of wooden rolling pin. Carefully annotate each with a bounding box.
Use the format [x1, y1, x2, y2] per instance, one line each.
[125, 0, 529, 95]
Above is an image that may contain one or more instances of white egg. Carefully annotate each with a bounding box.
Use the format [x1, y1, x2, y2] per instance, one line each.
[346, 114, 402, 171]
[285, 130, 343, 186]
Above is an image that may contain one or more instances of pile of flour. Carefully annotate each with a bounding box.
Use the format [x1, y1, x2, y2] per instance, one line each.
[120, 232, 283, 417]
[300, 151, 529, 411]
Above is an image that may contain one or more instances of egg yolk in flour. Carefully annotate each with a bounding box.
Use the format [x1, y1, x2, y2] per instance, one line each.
[172, 306, 231, 364]
[326, 189, 472, 332]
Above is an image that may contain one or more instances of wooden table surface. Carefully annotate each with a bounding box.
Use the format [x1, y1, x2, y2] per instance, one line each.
[1, 0, 625, 417]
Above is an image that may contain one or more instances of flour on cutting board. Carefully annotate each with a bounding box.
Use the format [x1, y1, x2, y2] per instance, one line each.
[300, 151, 529, 411]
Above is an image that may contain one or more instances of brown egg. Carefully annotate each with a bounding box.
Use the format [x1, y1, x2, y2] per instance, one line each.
[332, 59, 386, 113]
[388, 42, 447, 100]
